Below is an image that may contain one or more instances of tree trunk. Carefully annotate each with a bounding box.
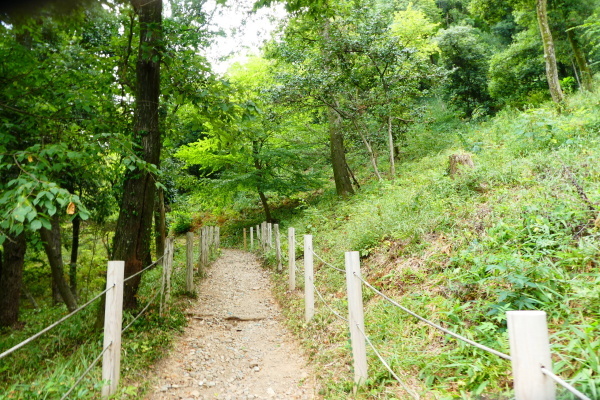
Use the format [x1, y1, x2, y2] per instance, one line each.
[154, 187, 166, 263]
[258, 190, 272, 223]
[536, 0, 563, 103]
[0, 232, 27, 328]
[328, 109, 355, 196]
[69, 216, 81, 299]
[40, 214, 78, 312]
[566, 29, 593, 92]
[351, 119, 382, 181]
[111, 0, 162, 310]
[323, 20, 354, 197]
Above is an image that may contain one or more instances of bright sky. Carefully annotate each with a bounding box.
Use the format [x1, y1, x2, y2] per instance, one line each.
[202, 0, 286, 74]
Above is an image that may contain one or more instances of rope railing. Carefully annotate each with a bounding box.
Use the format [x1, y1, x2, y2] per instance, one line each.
[354, 322, 420, 400]
[3, 228, 219, 400]
[313, 284, 348, 323]
[355, 273, 512, 361]
[0, 284, 114, 361]
[122, 288, 162, 334]
[59, 341, 113, 400]
[253, 225, 593, 399]
[311, 249, 345, 273]
[541, 367, 592, 400]
[123, 254, 165, 283]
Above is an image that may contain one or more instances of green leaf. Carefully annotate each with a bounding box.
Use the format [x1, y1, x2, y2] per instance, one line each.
[30, 220, 42, 230]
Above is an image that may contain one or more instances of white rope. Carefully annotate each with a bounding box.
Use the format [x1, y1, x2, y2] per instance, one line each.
[59, 341, 112, 400]
[541, 366, 591, 400]
[354, 322, 420, 400]
[123, 254, 166, 283]
[0, 284, 114, 360]
[313, 285, 348, 323]
[355, 273, 512, 361]
[121, 288, 161, 333]
[311, 249, 345, 273]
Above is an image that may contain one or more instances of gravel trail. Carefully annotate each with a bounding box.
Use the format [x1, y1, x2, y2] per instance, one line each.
[145, 249, 318, 400]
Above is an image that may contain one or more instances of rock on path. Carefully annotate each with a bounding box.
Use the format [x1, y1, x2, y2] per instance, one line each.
[145, 249, 319, 400]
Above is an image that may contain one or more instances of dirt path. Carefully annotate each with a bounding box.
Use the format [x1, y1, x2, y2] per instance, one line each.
[145, 249, 319, 400]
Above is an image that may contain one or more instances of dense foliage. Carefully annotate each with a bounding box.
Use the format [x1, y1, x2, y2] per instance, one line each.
[1, 0, 599, 398]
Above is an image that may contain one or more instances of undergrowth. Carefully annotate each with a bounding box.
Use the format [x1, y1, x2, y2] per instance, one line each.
[0, 236, 195, 400]
[257, 90, 600, 399]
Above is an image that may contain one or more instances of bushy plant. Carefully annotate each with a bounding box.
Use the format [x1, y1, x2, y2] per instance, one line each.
[436, 25, 495, 118]
[488, 30, 548, 108]
[168, 210, 193, 234]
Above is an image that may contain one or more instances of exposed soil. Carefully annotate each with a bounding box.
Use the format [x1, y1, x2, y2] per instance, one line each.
[145, 249, 319, 400]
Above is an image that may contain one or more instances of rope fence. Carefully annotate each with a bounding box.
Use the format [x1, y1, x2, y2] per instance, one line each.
[1, 226, 221, 399]
[249, 223, 593, 400]
[0, 284, 114, 361]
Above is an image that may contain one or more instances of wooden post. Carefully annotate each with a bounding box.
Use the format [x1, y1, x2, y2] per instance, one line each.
[216, 226, 220, 249]
[201, 227, 208, 267]
[250, 227, 254, 250]
[268, 223, 273, 249]
[288, 227, 295, 291]
[160, 245, 167, 316]
[507, 310, 556, 400]
[198, 228, 202, 272]
[101, 261, 124, 398]
[262, 221, 267, 251]
[275, 224, 282, 271]
[243, 228, 247, 250]
[208, 226, 214, 256]
[186, 232, 194, 292]
[164, 237, 174, 309]
[256, 225, 260, 245]
[345, 251, 367, 385]
[304, 235, 314, 322]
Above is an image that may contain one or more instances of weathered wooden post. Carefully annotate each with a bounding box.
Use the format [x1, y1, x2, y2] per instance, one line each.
[216, 226, 220, 249]
[288, 227, 295, 290]
[304, 235, 314, 322]
[345, 251, 367, 385]
[275, 224, 282, 271]
[164, 237, 174, 310]
[243, 228, 247, 250]
[268, 223, 273, 249]
[186, 232, 194, 292]
[201, 227, 208, 267]
[262, 221, 267, 251]
[250, 227, 254, 250]
[507, 310, 556, 400]
[198, 228, 202, 272]
[101, 261, 124, 398]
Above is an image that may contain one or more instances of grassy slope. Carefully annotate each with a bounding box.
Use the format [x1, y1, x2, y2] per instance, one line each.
[263, 90, 600, 399]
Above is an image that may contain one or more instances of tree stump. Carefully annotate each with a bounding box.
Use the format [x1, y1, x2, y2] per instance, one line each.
[448, 153, 475, 178]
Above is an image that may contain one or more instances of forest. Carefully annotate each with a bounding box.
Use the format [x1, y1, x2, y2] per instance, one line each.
[1, 0, 599, 398]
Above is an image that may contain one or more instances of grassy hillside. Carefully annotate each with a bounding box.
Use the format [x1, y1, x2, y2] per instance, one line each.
[257, 89, 600, 398]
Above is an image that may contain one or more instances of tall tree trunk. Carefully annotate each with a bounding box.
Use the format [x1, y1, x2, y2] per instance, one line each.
[40, 214, 78, 312]
[0, 233, 27, 328]
[566, 29, 593, 92]
[323, 20, 354, 197]
[154, 187, 166, 263]
[388, 115, 395, 179]
[111, 0, 163, 310]
[69, 216, 81, 299]
[536, 0, 563, 103]
[328, 109, 355, 196]
[258, 190, 272, 223]
[351, 119, 382, 181]
[252, 140, 273, 223]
